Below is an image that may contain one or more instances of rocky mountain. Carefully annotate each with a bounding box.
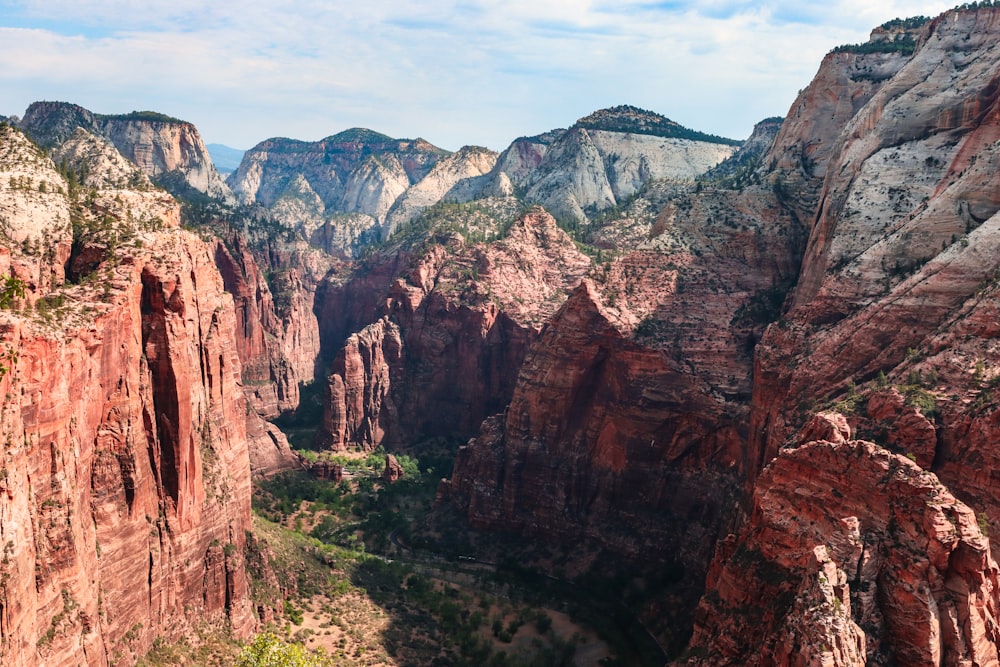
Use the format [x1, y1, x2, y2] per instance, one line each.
[0, 122, 255, 665]
[701, 116, 783, 188]
[8, 5, 1000, 665]
[318, 207, 592, 452]
[684, 413, 999, 666]
[18, 102, 233, 203]
[442, 5, 1000, 660]
[227, 107, 737, 257]
[508, 107, 738, 222]
[227, 129, 450, 256]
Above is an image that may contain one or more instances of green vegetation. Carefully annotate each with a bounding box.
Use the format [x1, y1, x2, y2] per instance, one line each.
[950, 1, 1000, 10]
[104, 110, 186, 124]
[0, 274, 26, 310]
[235, 632, 334, 667]
[325, 128, 396, 145]
[574, 105, 740, 146]
[831, 37, 920, 56]
[830, 15, 932, 56]
[384, 200, 522, 253]
[239, 434, 673, 666]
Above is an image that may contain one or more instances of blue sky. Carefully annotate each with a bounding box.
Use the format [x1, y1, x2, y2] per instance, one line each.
[0, 1, 956, 151]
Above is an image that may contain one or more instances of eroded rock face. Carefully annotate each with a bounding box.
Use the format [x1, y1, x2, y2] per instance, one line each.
[749, 7, 1000, 486]
[0, 231, 255, 666]
[227, 129, 449, 254]
[382, 146, 498, 235]
[522, 126, 736, 223]
[19, 101, 233, 202]
[0, 124, 255, 666]
[319, 208, 593, 451]
[682, 414, 1000, 667]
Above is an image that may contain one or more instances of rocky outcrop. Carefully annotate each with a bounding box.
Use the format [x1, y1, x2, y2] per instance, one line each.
[319, 208, 593, 451]
[382, 146, 498, 234]
[703, 116, 783, 187]
[382, 454, 404, 483]
[762, 43, 913, 229]
[444, 278, 745, 560]
[0, 125, 73, 295]
[486, 130, 564, 192]
[0, 123, 256, 666]
[682, 413, 1000, 666]
[749, 7, 1000, 481]
[19, 102, 233, 202]
[521, 124, 736, 223]
[509, 107, 737, 222]
[227, 129, 449, 253]
[444, 168, 803, 545]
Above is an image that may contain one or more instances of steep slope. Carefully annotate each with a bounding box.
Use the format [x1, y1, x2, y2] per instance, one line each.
[227, 129, 449, 256]
[319, 207, 592, 451]
[440, 14, 1000, 656]
[749, 7, 1000, 488]
[702, 116, 783, 188]
[382, 145, 498, 235]
[682, 413, 1000, 666]
[442, 174, 803, 651]
[18, 102, 233, 202]
[518, 107, 738, 222]
[668, 8, 1000, 662]
[0, 124, 255, 666]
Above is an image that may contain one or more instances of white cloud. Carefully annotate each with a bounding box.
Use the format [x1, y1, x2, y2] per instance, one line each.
[0, 0, 963, 150]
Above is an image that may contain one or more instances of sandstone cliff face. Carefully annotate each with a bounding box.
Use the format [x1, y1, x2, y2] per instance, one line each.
[382, 146, 498, 234]
[762, 46, 912, 228]
[749, 7, 1000, 477]
[319, 208, 592, 451]
[0, 124, 256, 666]
[442, 178, 802, 656]
[683, 413, 1000, 667]
[487, 130, 564, 191]
[19, 102, 233, 202]
[0, 125, 73, 295]
[668, 9, 1000, 661]
[521, 125, 736, 223]
[703, 116, 783, 186]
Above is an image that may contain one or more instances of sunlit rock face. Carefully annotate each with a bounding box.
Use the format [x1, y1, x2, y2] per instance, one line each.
[19, 101, 234, 202]
[0, 122, 255, 667]
[683, 414, 1000, 667]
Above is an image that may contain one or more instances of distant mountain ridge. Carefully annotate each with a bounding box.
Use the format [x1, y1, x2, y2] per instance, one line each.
[207, 143, 246, 174]
[574, 105, 741, 146]
[18, 101, 233, 202]
[224, 104, 740, 249]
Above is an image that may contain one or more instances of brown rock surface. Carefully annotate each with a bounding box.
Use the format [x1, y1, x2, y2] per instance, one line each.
[682, 416, 1000, 667]
[750, 7, 1000, 471]
[0, 127, 255, 665]
[319, 208, 593, 451]
[382, 454, 404, 483]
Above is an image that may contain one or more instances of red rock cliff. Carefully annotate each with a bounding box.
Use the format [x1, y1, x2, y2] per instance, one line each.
[319, 208, 592, 451]
[0, 125, 255, 666]
[749, 7, 1000, 485]
[682, 413, 1000, 666]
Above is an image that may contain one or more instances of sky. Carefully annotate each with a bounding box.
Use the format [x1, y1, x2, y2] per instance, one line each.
[0, 1, 958, 152]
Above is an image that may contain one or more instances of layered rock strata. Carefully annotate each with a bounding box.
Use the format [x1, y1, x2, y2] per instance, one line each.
[18, 102, 232, 202]
[0, 124, 255, 666]
[319, 208, 592, 451]
[683, 413, 1000, 667]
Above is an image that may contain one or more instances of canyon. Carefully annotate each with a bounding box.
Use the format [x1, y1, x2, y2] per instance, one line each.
[4, 5, 1000, 665]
